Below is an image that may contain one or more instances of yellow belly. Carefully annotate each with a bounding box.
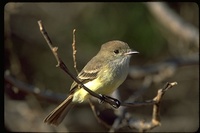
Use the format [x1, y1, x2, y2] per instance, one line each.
[72, 61, 129, 103]
[72, 77, 123, 103]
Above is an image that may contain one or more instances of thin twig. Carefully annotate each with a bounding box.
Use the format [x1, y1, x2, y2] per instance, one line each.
[88, 99, 103, 124]
[129, 54, 199, 80]
[37, 20, 120, 108]
[127, 82, 178, 132]
[108, 82, 177, 132]
[89, 98, 119, 129]
[72, 29, 79, 74]
[4, 71, 65, 103]
[37, 20, 98, 98]
[151, 82, 177, 125]
[121, 100, 156, 107]
[37, 21, 60, 66]
[121, 76, 154, 107]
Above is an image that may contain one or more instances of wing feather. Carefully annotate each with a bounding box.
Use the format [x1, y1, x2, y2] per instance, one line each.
[69, 56, 103, 93]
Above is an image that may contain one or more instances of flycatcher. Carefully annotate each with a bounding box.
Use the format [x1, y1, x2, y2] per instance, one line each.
[44, 40, 139, 126]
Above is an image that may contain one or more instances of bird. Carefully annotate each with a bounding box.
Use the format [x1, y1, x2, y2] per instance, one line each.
[43, 40, 139, 126]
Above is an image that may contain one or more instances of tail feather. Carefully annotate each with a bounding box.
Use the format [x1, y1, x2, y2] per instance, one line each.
[44, 94, 74, 126]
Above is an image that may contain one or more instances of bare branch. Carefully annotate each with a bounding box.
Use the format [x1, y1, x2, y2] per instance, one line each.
[146, 2, 199, 48]
[37, 20, 60, 66]
[4, 71, 65, 103]
[88, 98, 111, 127]
[127, 82, 178, 132]
[5, 70, 177, 132]
[129, 53, 199, 81]
[107, 82, 177, 132]
[72, 29, 79, 74]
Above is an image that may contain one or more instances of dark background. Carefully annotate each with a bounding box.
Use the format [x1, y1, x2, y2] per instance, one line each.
[4, 2, 199, 132]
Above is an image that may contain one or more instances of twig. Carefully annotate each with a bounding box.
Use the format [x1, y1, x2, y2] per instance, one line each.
[121, 100, 155, 107]
[89, 98, 119, 129]
[109, 115, 124, 132]
[121, 75, 153, 107]
[4, 71, 65, 103]
[108, 82, 177, 132]
[37, 21, 60, 66]
[151, 82, 177, 125]
[127, 82, 178, 132]
[72, 29, 79, 74]
[37, 20, 120, 108]
[129, 53, 199, 81]
[88, 99, 105, 124]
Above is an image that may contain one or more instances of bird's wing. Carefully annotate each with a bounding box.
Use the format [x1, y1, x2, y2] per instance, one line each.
[69, 57, 103, 94]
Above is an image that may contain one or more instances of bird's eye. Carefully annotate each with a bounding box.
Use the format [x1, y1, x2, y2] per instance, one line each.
[114, 50, 119, 54]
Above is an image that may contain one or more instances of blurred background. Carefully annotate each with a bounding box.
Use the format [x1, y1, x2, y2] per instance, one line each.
[4, 2, 199, 132]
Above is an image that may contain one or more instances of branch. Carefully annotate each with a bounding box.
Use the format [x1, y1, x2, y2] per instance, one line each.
[72, 29, 79, 74]
[130, 82, 177, 132]
[4, 71, 65, 103]
[146, 2, 199, 48]
[89, 98, 110, 127]
[37, 20, 120, 108]
[5, 70, 177, 132]
[110, 82, 177, 132]
[129, 53, 199, 81]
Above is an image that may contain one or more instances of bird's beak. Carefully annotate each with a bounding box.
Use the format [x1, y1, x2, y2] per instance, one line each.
[125, 50, 139, 55]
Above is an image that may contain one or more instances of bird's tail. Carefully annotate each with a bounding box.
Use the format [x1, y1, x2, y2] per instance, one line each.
[44, 94, 74, 126]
